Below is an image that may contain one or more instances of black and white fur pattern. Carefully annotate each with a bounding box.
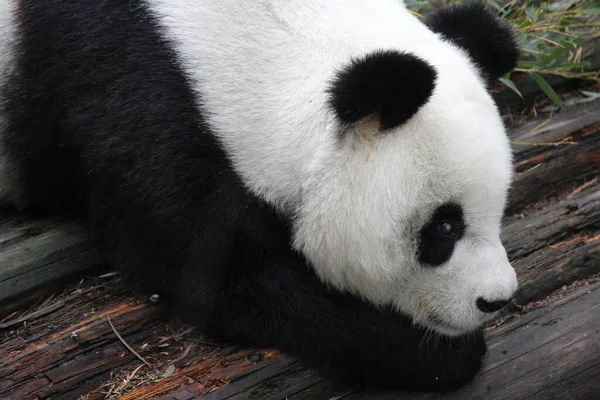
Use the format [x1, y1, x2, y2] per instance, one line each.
[0, 0, 519, 391]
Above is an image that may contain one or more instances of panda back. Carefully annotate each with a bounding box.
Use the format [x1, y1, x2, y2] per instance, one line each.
[0, 0, 258, 292]
[144, 0, 485, 211]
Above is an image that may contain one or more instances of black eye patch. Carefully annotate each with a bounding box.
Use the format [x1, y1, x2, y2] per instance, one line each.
[417, 203, 466, 266]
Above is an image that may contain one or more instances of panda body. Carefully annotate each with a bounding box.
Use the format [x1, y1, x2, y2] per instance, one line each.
[0, 0, 520, 391]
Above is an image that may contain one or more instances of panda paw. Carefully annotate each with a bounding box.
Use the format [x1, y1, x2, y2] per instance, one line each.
[342, 327, 487, 392]
[418, 330, 487, 392]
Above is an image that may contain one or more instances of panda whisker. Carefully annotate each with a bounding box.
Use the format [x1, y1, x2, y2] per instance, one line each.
[418, 326, 437, 359]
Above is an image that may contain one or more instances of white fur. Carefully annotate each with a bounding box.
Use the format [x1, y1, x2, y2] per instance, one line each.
[0, 0, 17, 205]
[145, 0, 518, 335]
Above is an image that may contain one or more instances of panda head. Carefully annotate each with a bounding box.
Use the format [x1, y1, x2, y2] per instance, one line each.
[291, 3, 520, 336]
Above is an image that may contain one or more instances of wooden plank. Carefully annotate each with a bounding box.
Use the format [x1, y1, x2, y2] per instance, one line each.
[506, 102, 600, 215]
[0, 278, 276, 400]
[502, 183, 600, 303]
[0, 216, 104, 310]
[0, 214, 65, 251]
[527, 361, 600, 400]
[285, 380, 341, 400]
[282, 280, 600, 400]
[502, 185, 600, 261]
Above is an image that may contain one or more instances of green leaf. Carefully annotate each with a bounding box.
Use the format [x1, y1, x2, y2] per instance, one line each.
[580, 90, 600, 99]
[536, 61, 585, 71]
[530, 72, 565, 110]
[518, 60, 538, 68]
[541, 94, 599, 112]
[526, 4, 535, 18]
[537, 45, 572, 69]
[572, 37, 585, 47]
[560, 17, 572, 26]
[536, 42, 548, 51]
[499, 76, 524, 99]
[517, 19, 532, 29]
[558, 39, 576, 50]
[540, 104, 560, 113]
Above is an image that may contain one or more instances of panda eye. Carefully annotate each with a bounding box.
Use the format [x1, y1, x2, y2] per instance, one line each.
[416, 203, 466, 267]
[439, 221, 454, 236]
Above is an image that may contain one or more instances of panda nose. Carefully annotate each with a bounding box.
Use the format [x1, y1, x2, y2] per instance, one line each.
[476, 297, 511, 313]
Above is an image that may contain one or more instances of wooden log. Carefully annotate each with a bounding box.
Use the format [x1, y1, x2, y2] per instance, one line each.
[502, 182, 600, 303]
[506, 102, 600, 215]
[203, 279, 600, 400]
[0, 278, 274, 400]
[0, 215, 105, 312]
[346, 279, 600, 400]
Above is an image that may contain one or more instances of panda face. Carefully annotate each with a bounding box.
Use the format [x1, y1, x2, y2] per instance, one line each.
[295, 20, 517, 335]
[292, 41, 519, 335]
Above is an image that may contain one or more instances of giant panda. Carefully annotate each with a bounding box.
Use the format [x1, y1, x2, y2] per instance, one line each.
[0, 0, 520, 392]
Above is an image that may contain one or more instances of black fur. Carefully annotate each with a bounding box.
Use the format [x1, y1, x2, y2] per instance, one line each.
[328, 50, 437, 132]
[424, 2, 519, 87]
[417, 203, 466, 266]
[2, 0, 485, 391]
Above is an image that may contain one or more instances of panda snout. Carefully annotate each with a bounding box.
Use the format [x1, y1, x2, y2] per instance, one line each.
[476, 297, 512, 313]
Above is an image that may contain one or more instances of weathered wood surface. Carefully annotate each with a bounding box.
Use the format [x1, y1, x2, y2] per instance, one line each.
[506, 102, 600, 214]
[0, 276, 280, 400]
[344, 279, 600, 400]
[194, 278, 600, 400]
[2, 275, 599, 400]
[0, 102, 599, 399]
[0, 215, 104, 313]
[502, 183, 600, 304]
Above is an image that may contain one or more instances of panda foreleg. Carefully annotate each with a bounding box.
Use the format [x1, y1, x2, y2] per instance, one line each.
[190, 234, 487, 391]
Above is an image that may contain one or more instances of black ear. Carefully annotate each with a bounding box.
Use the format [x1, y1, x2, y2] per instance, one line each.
[328, 50, 437, 132]
[424, 2, 519, 87]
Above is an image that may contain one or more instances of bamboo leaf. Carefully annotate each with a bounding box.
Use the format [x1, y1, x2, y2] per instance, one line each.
[530, 72, 565, 110]
[580, 90, 600, 99]
[499, 76, 524, 99]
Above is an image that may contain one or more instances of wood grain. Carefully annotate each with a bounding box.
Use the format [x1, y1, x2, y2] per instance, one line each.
[259, 282, 600, 400]
[0, 216, 104, 311]
[507, 102, 600, 215]
[502, 183, 600, 303]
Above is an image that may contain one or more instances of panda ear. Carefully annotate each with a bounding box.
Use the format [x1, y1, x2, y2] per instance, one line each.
[328, 50, 437, 133]
[424, 2, 519, 87]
